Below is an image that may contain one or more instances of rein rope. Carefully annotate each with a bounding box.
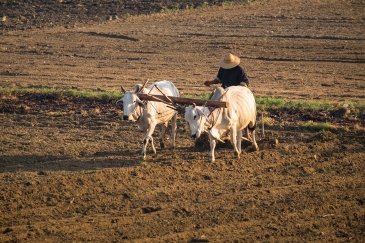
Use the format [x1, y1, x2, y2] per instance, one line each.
[130, 104, 142, 121]
[207, 107, 222, 129]
[206, 89, 228, 128]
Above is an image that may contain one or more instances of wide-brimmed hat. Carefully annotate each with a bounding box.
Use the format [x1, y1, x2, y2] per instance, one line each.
[219, 53, 240, 69]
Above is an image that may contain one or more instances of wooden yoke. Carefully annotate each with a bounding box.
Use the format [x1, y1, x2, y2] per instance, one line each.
[137, 94, 228, 108]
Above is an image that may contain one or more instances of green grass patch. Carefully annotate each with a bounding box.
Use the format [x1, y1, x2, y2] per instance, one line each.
[256, 97, 335, 111]
[183, 93, 211, 100]
[300, 121, 334, 131]
[261, 116, 276, 126]
[256, 96, 365, 113]
[0, 85, 121, 102]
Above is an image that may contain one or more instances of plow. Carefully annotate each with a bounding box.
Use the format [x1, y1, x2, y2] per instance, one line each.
[136, 93, 227, 108]
[120, 79, 228, 110]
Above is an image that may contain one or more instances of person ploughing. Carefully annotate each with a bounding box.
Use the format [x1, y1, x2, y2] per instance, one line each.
[204, 53, 249, 88]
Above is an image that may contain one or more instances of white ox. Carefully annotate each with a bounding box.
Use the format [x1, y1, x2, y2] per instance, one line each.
[185, 86, 258, 162]
[184, 87, 224, 139]
[117, 80, 179, 160]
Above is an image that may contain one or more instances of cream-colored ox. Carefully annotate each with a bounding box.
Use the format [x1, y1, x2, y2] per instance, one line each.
[117, 80, 179, 160]
[185, 86, 258, 162]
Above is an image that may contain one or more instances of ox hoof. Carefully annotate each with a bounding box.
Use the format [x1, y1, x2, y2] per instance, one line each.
[246, 145, 259, 152]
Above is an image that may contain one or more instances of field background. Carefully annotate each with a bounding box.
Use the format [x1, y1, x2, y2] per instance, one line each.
[1, 0, 365, 242]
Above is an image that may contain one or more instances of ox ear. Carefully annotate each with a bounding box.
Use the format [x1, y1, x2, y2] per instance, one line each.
[116, 99, 123, 107]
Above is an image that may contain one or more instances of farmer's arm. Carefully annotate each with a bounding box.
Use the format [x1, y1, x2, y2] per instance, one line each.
[204, 79, 220, 86]
[204, 68, 223, 86]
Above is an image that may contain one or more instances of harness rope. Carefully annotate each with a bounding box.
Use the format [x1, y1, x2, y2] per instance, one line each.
[207, 107, 223, 129]
[202, 88, 228, 129]
[130, 85, 177, 122]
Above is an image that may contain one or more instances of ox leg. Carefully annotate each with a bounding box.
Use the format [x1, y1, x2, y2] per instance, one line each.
[230, 127, 240, 158]
[237, 130, 243, 155]
[171, 113, 177, 149]
[159, 124, 167, 149]
[142, 123, 157, 160]
[208, 133, 216, 162]
[142, 138, 148, 160]
[251, 129, 259, 151]
[246, 127, 252, 142]
[150, 136, 157, 154]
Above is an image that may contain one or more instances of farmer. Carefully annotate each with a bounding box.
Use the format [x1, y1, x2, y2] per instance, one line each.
[204, 53, 249, 88]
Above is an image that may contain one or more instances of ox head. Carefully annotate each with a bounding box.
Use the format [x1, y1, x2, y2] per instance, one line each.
[117, 80, 149, 121]
[184, 104, 208, 139]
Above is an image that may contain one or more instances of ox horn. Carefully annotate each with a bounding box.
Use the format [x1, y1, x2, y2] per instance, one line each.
[121, 85, 126, 93]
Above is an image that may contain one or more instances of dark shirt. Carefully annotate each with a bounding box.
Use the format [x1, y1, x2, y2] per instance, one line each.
[216, 65, 249, 88]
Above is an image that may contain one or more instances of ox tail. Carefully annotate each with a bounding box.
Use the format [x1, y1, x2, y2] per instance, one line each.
[249, 112, 265, 139]
[247, 112, 265, 142]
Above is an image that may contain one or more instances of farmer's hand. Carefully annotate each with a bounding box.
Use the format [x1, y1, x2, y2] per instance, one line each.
[239, 82, 248, 87]
[204, 80, 211, 86]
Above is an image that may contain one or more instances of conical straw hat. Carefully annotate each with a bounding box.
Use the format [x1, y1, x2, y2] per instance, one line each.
[219, 53, 240, 69]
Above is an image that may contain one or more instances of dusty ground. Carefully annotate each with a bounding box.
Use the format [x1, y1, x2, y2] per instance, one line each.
[1, 0, 365, 242]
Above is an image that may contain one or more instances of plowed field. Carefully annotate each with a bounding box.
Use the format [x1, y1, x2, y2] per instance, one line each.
[1, 0, 364, 242]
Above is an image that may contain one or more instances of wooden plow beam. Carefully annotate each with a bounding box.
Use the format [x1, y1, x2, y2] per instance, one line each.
[137, 94, 227, 108]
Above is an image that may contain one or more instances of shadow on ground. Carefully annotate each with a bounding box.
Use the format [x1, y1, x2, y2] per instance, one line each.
[0, 151, 142, 173]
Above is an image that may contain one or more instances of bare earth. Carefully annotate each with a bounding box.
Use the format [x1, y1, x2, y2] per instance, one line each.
[0, 0, 365, 242]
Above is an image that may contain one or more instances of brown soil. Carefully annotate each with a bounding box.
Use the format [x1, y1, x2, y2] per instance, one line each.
[1, 0, 365, 242]
[1, 0, 242, 31]
[1, 0, 365, 100]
